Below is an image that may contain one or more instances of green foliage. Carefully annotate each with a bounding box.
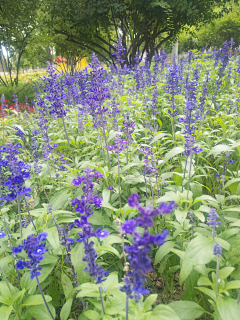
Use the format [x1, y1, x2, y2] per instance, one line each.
[178, 5, 240, 52]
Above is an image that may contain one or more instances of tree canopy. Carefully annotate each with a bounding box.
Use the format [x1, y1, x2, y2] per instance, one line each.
[44, 0, 237, 65]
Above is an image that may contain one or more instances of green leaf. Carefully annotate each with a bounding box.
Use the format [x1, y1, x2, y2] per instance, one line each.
[169, 301, 205, 319]
[27, 304, 56, 320]
[21, 263, 57, 291]
[154, 241, 175, 264]
[50, 189, 70, 211]
[105, 300, 125, 315]
[224, 178, 240, 189]
[83, 310, 100, 320]
[208, 144, 232, 156]
[0, 255, 14, 268]
[216, 297, 240, 320]
[0, 305, 13, 320]
[151, 304, 181, 320]
[61, 273, 74, 299]
[197, 277, 212, 286]
[224, 280, 240, 290]
[46, 227, 61, 252]
[71, 242, 91, 283]
[102, 189, 110, 202]
[143, 294, 158, 311]
[219, 267, 235, 280]
[88, 211, 111, 226]
[60, 298, 73, 320]
[76, 283, 99, 298]
[151, 132, 168, 144]
[23, 294, 52, 306]
[179, 235, 214, 284]
[97, 244, 120, 257]
[195, 287, 216, 301]
[163, 147, 184, 164]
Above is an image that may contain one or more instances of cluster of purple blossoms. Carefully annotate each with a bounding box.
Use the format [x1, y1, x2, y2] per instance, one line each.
[31, 130, 42, 175]
[120, 194, 177, 302]
[54, 153, 69, 172]
[121, 111, 135, 145]
[0, 143, 31, 203]
[207, 208, 221, 238]
[165, 62, 181, 121]
[13, 127, 25, 141]
[179, 78, 203, 156]
[134, 52, 145, 90]
[216, 152, 235, 194]
[213, 243, 222, 256]
[13, 232, 48, 279]
[87, 53, 111, 129]
[35, 95, 57, 163]
[108, 97, 120, 131]
[143, 53, 152, 87]
[71, 168, 109, 284]
[42, 62, 68, 118]
[0, 230, 6, 238]
[153, 50, 167, 83]
[107, 134, 128, 153]
[112, 37, 126, 67]
[13, 94, 19, 112]
[139, 148, 156, 178]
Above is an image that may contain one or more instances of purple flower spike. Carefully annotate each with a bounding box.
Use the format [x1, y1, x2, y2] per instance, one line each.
[128, 194, 140, 207]
[95, 229, 109, 238]
[207, 208, 221, 238]
[121, 193, 177, 302]
[71, 168, 109, 284]
[0, 231, 6, 238]
[122, 220, 137, 234]
[213, 243, 222, 256]
[13, 233, 48, 279]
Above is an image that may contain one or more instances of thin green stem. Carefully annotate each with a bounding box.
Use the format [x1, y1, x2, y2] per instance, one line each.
[36, 276, 55, 319]
[17, 198, 22, 238]
[99, 286, 105, 314]
[23, 196, 36, 231]
[62, 117, 75, 166]
[215, 255, 220, 298]
[118, 153, 121, 209]
[0, 263, 13, 296]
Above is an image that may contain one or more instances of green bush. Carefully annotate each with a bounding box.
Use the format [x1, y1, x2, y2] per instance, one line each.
[178, 7, 240, 53]
[0, 81, 38, 105]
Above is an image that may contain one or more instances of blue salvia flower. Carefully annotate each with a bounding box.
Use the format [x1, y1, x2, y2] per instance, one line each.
[109, 97, 120, 131]
[213, 243, 222, 256]
[1, 94, 5, 117]
[207, 208, 221, 238]
[107, 134, 128, 153]
[31, 130, 42, 175]
[134, 52, 145, 90]
[71, 168, 109, 284]
[0, 143, 31, 202]
[87, 53, 111, 128]
[144, 53, 152, 87]
[179, 78, 203, 156]
[13, 94, 19, 113]
[42, 62, 68, 118]
[216, 152, 235, 194]
[35, 95, 58, 168]
[13, 127, 25, 141]
[12, 232, 48, 279]
[112, 37, 126, 66]
[165, 62, 181, 138]
[0, 230, 6, 238]
[54, 153, 69, 172]
[121, 111, 135, 145]
[120, 194, 177, 303]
